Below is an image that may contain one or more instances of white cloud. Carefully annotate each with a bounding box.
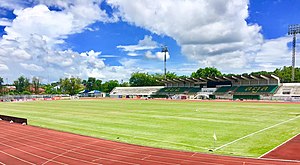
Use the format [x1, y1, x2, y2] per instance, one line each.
[127, 52, 140, 57]
[0, 18, 12, 27]
[101, 54, 119, 58]
[255, 36, 291, 70]
[81, 50, 101, 57]
[0, 64, 9, 71]
[145, 51, 170, 61]
[4, 5, 73, 44]
[107, 0, 267, 72]
[20, 63, 45, 71]
[34, 0, 118, 23]
[0, 0, 295, 83]
[0, 0, 29, 10]
[117, 35, 158, 52]
[0, 1, 173, 82]
[84, 58, 140, 81]
[80, 50, 105, 69]
[0, 2, 124, 83]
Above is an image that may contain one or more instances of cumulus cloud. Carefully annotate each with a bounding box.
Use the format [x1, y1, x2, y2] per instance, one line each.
[0, 64, 9, 71]
[117, 35, 158, 54]
[34, 0, 119, 24]
[0, 0, 294, 82]
[0, 1, 130, 82]
[255, 37, 291, 70]
[0, 0, 29, 10]
[80, 50, 105, 69]
[107, 0, 266, 71]
[20, 63, 45, 71]
[145, 51, 170, 61]
[0, 18, 12, 26]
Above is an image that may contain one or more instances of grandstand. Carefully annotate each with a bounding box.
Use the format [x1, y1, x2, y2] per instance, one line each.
[110, 86, 164, 98]
[273, 83, 300, 101]
[110, 74, 300, 101]
[155, 74, 281, 100]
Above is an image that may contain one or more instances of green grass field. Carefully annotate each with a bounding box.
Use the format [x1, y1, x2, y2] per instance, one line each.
[0, 99, 299, 157]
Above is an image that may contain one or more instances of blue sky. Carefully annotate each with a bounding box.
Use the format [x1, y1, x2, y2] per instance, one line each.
[0, 0, 299, 83]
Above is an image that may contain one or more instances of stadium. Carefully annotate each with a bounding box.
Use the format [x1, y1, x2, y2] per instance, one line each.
[1, 39, 300, 164]
[1, 1, 300, 165]
[110, 74, 300, 102]
[0, 74, 300, 164]
[1, 41, 300, 165]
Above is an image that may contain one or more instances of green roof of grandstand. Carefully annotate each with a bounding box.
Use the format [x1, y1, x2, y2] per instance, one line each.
[156, 87, 201, 94]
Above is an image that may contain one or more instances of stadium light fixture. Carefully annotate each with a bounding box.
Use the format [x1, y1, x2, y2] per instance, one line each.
[161, 46, 168, 79]
[288, 24, 300, 82]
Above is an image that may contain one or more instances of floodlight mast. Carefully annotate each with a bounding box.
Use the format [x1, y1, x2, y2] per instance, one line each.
[162, 46, 168, 79]
[288, 24, 300, 82]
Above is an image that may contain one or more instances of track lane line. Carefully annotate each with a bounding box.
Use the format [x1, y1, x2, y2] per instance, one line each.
[0, 126, 241, 164]
[0, 128, 172, 165]
[1, 124, 295, 165]
[0, 136, 99, 165]
[0, 125, 205, 159]
[1, 121, 298, 164]
[0, 150, 35, 165]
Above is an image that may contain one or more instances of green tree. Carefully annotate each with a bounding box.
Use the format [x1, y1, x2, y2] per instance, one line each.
[250, 71, 274, 76]
[60, 77, 84, 95]
[32, 77, 40, 94]
[222, 73, 238, 77]
[44, 84, 54, 94]
[120, 81, 130, 87]
[129, 72, 183, 87]
[85, 77, 96, 91]
[273, 66, 300, 82]
[129, 72, 158, 86]
[95, 79, 102, 90]
[179, 75, 189, 79]
[152, 72, 180, 80]
[14, 76, 30, 93]
[102, 80, 119, 93]
[43, 82, 61, 94]
[191, 67, 222, 78]
[83, 77, 102, 91]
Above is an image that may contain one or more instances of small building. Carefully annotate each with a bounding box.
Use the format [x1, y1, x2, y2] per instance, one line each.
[88, 90, 102, 97]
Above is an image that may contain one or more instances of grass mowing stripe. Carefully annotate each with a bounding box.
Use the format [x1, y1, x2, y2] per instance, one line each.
[214, 115, 300, 151]
[34, 119, 209, 151]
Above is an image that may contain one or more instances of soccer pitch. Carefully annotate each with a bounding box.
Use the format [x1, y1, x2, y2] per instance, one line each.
[0, 99, 299, 157]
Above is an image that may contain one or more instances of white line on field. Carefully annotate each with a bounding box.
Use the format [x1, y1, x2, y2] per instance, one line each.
[259, 132, 300, 158]
[214, 115, 300, 151]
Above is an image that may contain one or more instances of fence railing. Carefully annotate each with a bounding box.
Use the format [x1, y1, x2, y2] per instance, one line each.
[0, 94, 70, 102]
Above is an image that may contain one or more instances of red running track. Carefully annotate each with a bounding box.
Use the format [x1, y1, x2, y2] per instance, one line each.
[261, 133, 300, 161]
[0, 121, 299, 165]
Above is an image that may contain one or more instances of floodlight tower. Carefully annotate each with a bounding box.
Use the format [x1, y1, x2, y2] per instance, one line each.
[161, 46, 168, 79]
[288, 24, 300, 82]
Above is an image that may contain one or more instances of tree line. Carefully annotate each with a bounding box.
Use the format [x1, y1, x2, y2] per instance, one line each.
[0, 76, 127, 96]
[129, 66, 300, 86]
[0, 66, 299, 95]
